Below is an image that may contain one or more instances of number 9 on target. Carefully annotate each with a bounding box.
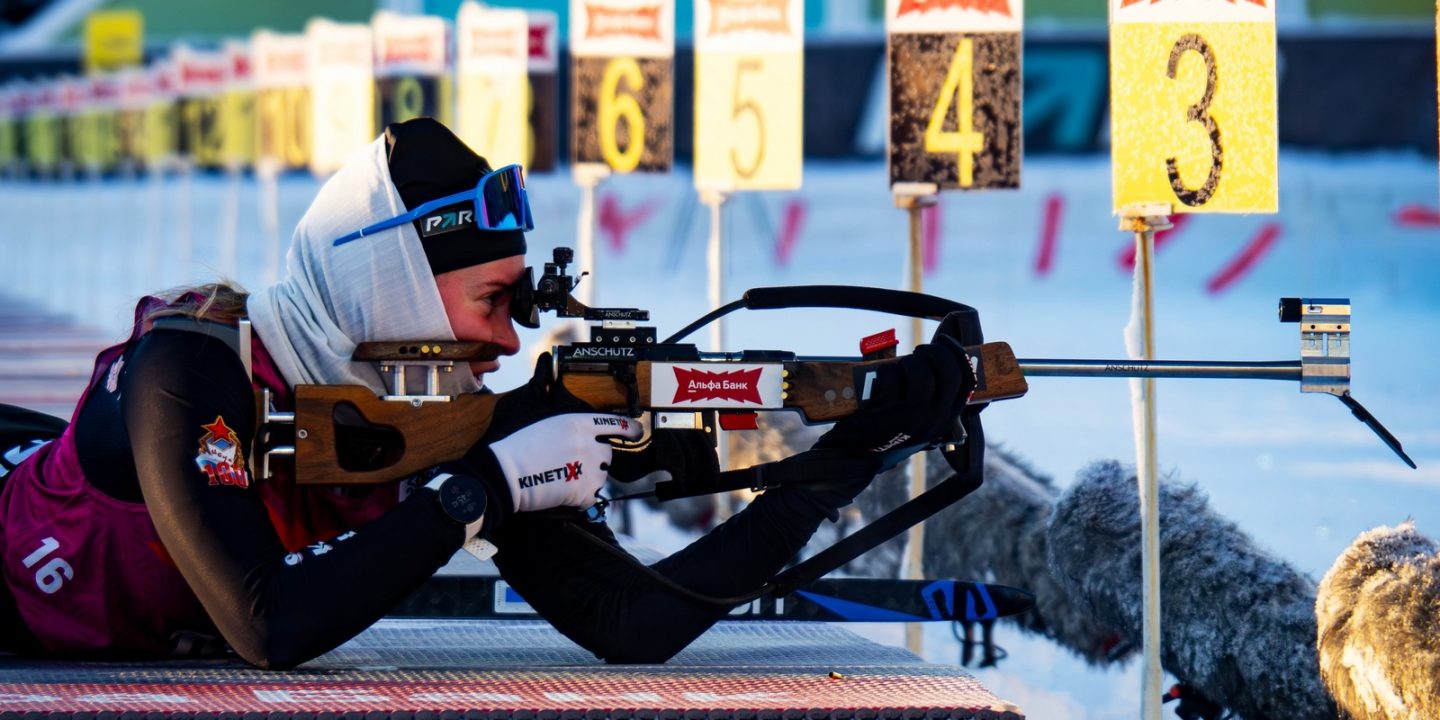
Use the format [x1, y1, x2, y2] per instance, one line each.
[1109, 0, 1277, 213]
[887, 0, 1022, 191]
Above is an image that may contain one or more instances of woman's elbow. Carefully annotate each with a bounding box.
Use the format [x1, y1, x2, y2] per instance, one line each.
[226, 622, 324, 671]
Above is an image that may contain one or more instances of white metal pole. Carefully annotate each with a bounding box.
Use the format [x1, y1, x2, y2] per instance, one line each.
[701, 189, 729, 353]
[1121, 204, 1172, 720]
[572, 163, 611, 308]
[258, 164, 282, 286]
[143, 168, 164, 294]
[177, 164, 193, 287]
[219, 169, 241, 279]
[893, 183, 938, 657]
[701, 188, 731, 493]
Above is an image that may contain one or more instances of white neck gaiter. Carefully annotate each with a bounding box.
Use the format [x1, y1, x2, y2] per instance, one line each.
[247, 136, 482, 397]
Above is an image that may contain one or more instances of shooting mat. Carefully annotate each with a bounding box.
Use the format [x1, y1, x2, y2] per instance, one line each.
[0, 620, 1022, 719]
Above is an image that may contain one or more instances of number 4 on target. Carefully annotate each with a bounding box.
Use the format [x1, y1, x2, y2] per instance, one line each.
[886, 0, 1023, 191]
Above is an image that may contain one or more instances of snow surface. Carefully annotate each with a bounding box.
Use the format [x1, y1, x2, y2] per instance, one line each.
[2, 151, 1437, 718]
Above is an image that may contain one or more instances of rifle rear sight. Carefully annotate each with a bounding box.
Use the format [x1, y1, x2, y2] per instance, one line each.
[530, 247, 653, 342]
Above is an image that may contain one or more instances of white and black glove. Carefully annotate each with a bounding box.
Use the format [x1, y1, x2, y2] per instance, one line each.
[451, 351, 628, 515]
[482, 412, 643, 512]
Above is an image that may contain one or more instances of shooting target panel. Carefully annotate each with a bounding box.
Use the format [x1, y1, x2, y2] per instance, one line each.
[0, 93, 15, 174]
[253, 32, 312, 171]
[693, 0, 804, 191]
[528, 70, 559, 172]
[177, 96, 224, 168]
[17, 85, 61, 177]
[570, 0, 674, 174]
[1109, 0, 1277, 213]
[456, 3, 529, 169]
[526, 10, 560, 173]
[888, 32, 1021, 190]
[173, 47, 227, 170]
[140, 96, 177, 171]
[572, 55, 674, 173]
[255, 87, 311, 170]
[73, 79, 122, 175]
[218, 43, 255, 171]
[377, 76, 452, 128]
[374, 12, 452, 132]
[307, 19, 374, 177]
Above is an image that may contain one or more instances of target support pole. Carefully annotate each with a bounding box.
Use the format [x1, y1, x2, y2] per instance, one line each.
[894, 182, 939, 657]
[1120, 202, 1172, 720]
[572, 162, 611, 309]
[257, 162, 282, 286]
[700, 186, 734, 514]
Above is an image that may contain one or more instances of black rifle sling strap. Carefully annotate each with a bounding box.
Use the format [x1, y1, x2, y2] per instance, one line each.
[565, 284, 988, 606]
[768, 463, 982, 598]
[562, 446, 983, 608]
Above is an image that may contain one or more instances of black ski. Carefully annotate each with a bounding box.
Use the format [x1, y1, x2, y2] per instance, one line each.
[395, 576, 1034, 622]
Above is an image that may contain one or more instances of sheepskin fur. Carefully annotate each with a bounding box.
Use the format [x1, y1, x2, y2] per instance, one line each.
[1317, 521, 1440, 720]
[732, 415, 1131, 663]
[1048, 460, 1337, 719]
[921, 445, 1134, 666]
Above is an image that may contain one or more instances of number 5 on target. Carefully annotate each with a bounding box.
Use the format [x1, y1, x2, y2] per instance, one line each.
[694, 0, 803, 191]
[1110, 0, 1277, 213]
[887, 0, 1023, 191]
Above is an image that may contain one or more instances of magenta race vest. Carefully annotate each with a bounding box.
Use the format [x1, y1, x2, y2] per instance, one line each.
[0, 298, 401, 655]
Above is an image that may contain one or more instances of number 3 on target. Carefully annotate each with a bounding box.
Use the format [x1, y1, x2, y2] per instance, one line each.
[1166, 34, 1220, 207]
[598, 57, 645, 173]
[924, 38, 984, 188]
[1108, 0, 1276, 213]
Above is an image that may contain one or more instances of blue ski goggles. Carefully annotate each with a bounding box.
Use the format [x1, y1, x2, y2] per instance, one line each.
[332, 164, 534, 247]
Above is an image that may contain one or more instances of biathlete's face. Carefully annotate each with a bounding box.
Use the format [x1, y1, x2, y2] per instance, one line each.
[434, 255, 526, 382]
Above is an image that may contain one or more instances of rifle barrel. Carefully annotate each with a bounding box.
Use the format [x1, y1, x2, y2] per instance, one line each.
[1017, 359, 1302, 382]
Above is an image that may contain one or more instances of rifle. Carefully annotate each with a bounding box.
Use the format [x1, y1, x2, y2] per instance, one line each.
[257, 247, 1412, 613]
[260, 247, 1027, 487]
[261, 249, 1411, 487]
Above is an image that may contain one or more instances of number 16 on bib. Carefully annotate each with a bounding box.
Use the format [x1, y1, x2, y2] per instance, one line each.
[1109, 0, 1278, 213]
[887, 0, 1023, 191]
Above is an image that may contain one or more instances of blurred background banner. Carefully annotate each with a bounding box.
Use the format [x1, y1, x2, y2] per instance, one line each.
[3, 4, 1435, 171]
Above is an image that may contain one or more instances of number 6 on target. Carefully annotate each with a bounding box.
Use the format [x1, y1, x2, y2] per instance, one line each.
[570, 0, 674, 174]
[1109, 0, 1277, 213]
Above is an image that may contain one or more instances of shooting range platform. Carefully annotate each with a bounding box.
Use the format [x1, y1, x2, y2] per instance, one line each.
[0, 620, 1023, 719]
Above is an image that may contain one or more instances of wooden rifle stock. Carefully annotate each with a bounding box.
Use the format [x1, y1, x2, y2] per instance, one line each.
[288, 342, 1025, 485]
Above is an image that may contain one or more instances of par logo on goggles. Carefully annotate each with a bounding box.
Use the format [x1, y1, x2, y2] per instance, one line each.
[651, 364, 784, 408]
[420, 208, 476, 237]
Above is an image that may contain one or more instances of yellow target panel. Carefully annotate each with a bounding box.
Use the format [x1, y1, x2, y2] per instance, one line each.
[25, 113, 61, 175]
[220, 89, 256, 170]
[456, 3, 530, 168]
[694, 51, 802, 191]
[140, 100, 175, 169]
[75, 108, 121, 173]
[1110, 21, 1277, 213]
[0, 115, 15, 170]
[457, 71, 529, 168]
[307, 20, 375, 177]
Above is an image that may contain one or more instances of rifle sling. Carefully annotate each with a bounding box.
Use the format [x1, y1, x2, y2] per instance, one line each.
[562, 454, 982, 608]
